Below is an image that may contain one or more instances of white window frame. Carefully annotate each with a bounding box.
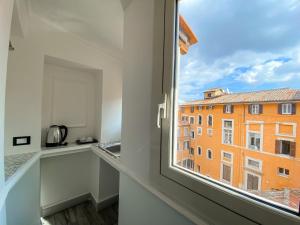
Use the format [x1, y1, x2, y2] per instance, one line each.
[159, 0, 299, 223]
[275, 122, 297, 138]
[221, 150, 233, 163]
[183, 127, 189, 137]
[207, 128, 213, 137]
[190, 130, 195, 139]
[197, 127, 202, 135]
[245, 171, 261, 191]
[225, 104, 232, 113]
[222, 119, 234, 145]
[246, 120, 264, 151]
[282, 103, 292, 115]
[278, 167, 290, 177]
[251, 104, 260, 114]
[189, 116, 195, 124]
[245, 157, 262, 172]
[221, 163, 233, 184]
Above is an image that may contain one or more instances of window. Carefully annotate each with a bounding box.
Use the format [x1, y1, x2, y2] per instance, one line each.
[282, 103, 292, 115]
[197, 127, 202, 135]
[224, 104, 233, 114]
[197, 146, 202, 155]
[190, 106, 194, 113]
[161, 0, 300, 219]
[246, 172, 261, 191]
[197, 165, 201, 173]
[248, 132, 261, 150]
[183, 127, 189, 137]
[207, 128, 213, 137]
[189, 116, 195, 124]
[245, 157, 262, 171]
[279, 103, 296, 115]
[190, 130, 195, 139]
[278, 167, 290, 176]
[207, 115, 213, 126]
[207, 149, 212, 159]
[275, 140, 296, 157]
[183, 141, 190, 150]
[189, 147, 194, 155]
[222, 120, 233, 145]
[249, 104, 262, 115]
[198, 115, 202, 125]
[221, 164, 232, 183]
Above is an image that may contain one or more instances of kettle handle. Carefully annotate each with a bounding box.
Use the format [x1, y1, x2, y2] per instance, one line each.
[59, 125, 68, 144]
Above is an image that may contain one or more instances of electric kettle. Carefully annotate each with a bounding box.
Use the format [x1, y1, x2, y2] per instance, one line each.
[45, 125, 68, 147]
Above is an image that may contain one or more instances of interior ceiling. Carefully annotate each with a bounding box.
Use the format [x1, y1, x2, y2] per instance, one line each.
[28, 0, 124, 50]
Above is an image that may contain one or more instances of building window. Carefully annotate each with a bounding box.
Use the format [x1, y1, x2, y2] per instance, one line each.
[197, 127, 202, 135]
[224, 104, 234, 114]
[245, 157, 262, 171]
[207, 149, 213, 159]
[197, 146, 202, 155]
[190, 147, 194, 155]
[278, 167, 290, 176]
[198, 105, 203, 110]
[198, 115, 202, 125]
[222, 151, 233, 163]
[207, 115, 213, 126]
[275, 140, 296, 157]
[248, 132, 261, 150]
[197, 165, 200, 173]
[183, 159, 194, 170]
[249, 104, 262, 114]
[246, 172, 261, 191]
[183, 127, 189, 137]
[190, 130, 195, 139]
[207, 128, 213, 137]
[189, 116, 195, 124]
[191, 106, 195, 113]
[183, 141, 190, 150]
[221, 164, 232, 184]
[177, 128, 180, 137]
[182, 115, 188, 122]
[222, 120, 233, 145]
[279, 103, 296, 115]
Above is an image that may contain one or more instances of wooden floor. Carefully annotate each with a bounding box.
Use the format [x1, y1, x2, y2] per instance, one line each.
[41, 202, 118, 225]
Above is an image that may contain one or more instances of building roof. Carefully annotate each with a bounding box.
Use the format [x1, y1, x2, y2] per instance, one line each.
[179, 15, 198, 45]
[181, 88, 300, 106]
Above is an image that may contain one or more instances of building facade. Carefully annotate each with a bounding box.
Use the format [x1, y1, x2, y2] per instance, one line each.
[176, 88, 300, 210]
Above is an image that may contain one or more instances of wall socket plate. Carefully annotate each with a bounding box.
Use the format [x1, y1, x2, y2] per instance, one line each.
[13, 136, 31, 146]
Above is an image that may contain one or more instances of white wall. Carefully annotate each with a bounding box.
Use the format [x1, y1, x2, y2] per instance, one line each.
[5, 14, 123, 155]
[6, 160, 40, 225]
[121, 0, 154, 179]
[0, 0, 14, 224]
[119, 174, 195, 225]
[42, 63, 100, 145]
[41, 152, 92, 208]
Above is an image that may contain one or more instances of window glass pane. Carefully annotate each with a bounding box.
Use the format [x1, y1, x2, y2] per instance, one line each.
[173, 0, 300, 213]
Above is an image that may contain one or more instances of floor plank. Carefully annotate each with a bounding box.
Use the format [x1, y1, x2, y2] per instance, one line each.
[42, 201, 118, 225]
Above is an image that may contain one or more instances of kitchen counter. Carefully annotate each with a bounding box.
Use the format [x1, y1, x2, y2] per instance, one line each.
[41, 143, 92, 158]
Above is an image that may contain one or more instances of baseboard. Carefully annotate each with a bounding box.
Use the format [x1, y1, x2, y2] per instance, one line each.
[41, 193, 119, 217]
[41, 193, 90, 217]
[91, 194, 119, 211]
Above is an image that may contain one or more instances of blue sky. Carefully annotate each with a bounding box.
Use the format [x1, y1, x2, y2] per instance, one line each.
[178, 0, 300, 102]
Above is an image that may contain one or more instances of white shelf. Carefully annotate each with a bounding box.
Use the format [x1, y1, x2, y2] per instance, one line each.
[41, 143, 93, 158]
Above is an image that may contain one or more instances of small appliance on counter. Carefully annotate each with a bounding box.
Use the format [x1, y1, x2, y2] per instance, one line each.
[76, 136, 98, 145]
[45, 125, 68, 147]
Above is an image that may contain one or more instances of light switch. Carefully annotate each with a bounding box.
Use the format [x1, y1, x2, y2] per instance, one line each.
[13, 136, 31, 146]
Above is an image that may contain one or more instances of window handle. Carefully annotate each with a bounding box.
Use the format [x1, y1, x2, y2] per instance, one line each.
[157, 94, 167, 128]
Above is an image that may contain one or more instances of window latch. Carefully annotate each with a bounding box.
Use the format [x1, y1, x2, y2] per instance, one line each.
[157, 94, 167, 128]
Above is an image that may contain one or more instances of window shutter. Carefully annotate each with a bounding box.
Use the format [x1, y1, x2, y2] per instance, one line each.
[278, 104, 282, 114]
[223, 105, 226, 113]
[231, 105, 234, 113]
[292, 103, 296, 115]
[275, 140, 281, 154]
[259, 104, 263, 114]
[290, 142, 296, 157]
[248, 105, 252, 114]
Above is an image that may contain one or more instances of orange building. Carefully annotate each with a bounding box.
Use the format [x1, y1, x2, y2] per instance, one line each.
[176, 88, 300, 210]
